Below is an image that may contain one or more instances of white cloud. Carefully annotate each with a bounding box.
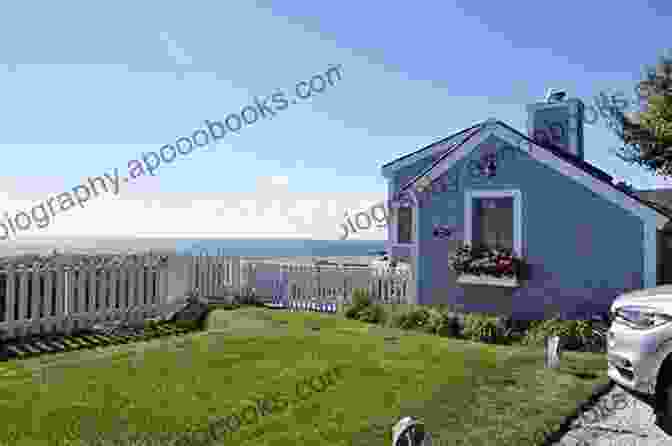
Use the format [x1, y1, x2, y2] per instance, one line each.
[0, 174, 387, 241]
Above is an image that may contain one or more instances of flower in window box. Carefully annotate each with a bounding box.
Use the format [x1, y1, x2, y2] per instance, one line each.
[449, 243, 524, 279]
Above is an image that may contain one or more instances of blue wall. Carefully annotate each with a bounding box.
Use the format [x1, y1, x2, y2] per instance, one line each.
[408, 133, 643, 319]
[385, 148, 441, 247]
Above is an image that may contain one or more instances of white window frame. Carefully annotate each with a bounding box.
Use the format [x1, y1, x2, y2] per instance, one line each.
[464, 189, 522, 257]
[394, 203, 416, 245]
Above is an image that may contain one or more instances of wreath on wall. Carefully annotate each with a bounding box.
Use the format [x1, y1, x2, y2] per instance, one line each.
[432, 224, 455, 239]
[479, 152, 498, 177]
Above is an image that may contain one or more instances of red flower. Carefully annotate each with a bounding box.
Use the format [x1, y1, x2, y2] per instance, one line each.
[496, 258, 513, 274]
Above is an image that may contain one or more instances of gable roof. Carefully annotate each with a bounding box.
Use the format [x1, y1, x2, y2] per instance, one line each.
[381, 121, 486, 175]
[383, 119, 672, 223]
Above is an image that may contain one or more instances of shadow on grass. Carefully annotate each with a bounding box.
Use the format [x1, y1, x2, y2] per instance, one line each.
[568, 371, 599, 380]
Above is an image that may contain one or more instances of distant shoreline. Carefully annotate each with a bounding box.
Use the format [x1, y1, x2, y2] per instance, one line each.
[0, 238, 385, 260]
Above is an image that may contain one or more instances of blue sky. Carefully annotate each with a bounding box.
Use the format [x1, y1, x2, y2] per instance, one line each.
[1, 1, 670, 242]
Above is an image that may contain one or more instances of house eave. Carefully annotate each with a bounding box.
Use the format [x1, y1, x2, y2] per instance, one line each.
[380, 121, 486, 178]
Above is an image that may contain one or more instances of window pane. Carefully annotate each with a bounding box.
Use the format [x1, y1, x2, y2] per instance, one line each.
[398, 207, 413, 244]
[473, 197, 513, 250]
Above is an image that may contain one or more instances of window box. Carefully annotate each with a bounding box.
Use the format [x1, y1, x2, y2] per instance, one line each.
[456, 273, 519, 287]
[449, 243, 526, 287]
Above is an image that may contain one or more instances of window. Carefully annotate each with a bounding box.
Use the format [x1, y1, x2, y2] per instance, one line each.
[397, 206, 413, 244]
[472, 197, 513, 250]
[464, 190, 522, 256]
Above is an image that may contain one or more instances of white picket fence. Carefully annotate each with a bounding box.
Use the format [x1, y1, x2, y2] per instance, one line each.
[0, 254, 171, 339]
[0, 253, 415, 338]
[189, 257, 415, 307]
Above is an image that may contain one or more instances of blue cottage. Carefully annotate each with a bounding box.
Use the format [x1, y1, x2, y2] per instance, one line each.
[381, 94, 672, 319]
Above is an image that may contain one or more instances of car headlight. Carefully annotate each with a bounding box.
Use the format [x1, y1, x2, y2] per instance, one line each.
[613, 306, 672, 329]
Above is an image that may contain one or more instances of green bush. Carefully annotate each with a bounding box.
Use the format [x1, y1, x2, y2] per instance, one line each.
[462, 313, 512, 344]
[388, 307, 462, 337]
[344, 305, 361, 320]
[419, 308, 460, 337]
[357, 304, 387, 324]
[352, 288, 372, 308]
[390, 311, 409, 329]
[143, 320, 160, 330]
[345, 288, 373, 320]
[521, 317, 595, 350]
[174, 320, 201, 331]
[422, 307, 444, 334]
[438, 312, 465, 338]
[390, 307, 431, 331]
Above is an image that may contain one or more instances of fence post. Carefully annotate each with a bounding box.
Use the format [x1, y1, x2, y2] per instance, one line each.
[16, 268, 28, 338]
[213, 251, 220, 297]
[138, 257, 145, 312]
[149, 260, 157, 310]
[62, 265, 72, 334]
[206, 254, 213, 298]
[112, 265, 121, 317]
[141, 259, 149, 313]
[5, 266, 15, 337]
[163, 258, 170, 304]
[101, 266, 110, 321]
[127, 258, 137, 322]
[87, 264, 97, 326]
[43, 266, 54, 333]
[76, 267, 88, 326]
[67, 267, 78, 331]
[119, 263, 129, 313]
[195, 254, 202, 297]
[30, 262, 42, 335]
[232, 257, 241, 296]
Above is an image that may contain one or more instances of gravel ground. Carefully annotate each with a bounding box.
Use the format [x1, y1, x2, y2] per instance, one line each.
[552, 384, 672, 445]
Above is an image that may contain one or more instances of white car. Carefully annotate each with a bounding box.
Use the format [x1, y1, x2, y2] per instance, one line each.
[608, 284, 672, 428]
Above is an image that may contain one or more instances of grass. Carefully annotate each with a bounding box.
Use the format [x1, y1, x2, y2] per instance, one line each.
[0, 306, 608, 445]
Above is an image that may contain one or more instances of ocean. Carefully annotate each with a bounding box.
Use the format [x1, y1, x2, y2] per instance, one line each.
[0, 238, 386, 261]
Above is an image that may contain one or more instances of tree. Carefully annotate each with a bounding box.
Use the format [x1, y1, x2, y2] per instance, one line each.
[605, 51, 672, 177]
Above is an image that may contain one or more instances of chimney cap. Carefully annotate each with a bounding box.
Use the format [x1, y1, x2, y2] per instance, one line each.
[545, 88, 567, 103]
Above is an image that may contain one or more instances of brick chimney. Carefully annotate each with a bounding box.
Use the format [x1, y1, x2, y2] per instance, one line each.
[526, 89, 585, 160]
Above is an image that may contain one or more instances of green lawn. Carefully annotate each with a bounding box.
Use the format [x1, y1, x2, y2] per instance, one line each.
[0, 307, 608, 446]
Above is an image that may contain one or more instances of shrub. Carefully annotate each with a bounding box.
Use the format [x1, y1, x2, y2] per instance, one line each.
[462, 313, 512, 344]
[143, 320, 161, 330]
[521, 317, 596, 351]
[423, 307, 445, 334]
[388, 307, 464, 337]
[345, 288, 373, 320]
[174, 320, 201, 330]
[390, 312, 409, 329]
[422, 308, 461, 337]
[352, 288, 372, 308]
[344, 305, 361, 320]
[395, 307, 432, 331]
[357, 304, 387, 324]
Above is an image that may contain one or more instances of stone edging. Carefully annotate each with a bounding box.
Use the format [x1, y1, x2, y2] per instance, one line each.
[538, 380, 615, 445]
